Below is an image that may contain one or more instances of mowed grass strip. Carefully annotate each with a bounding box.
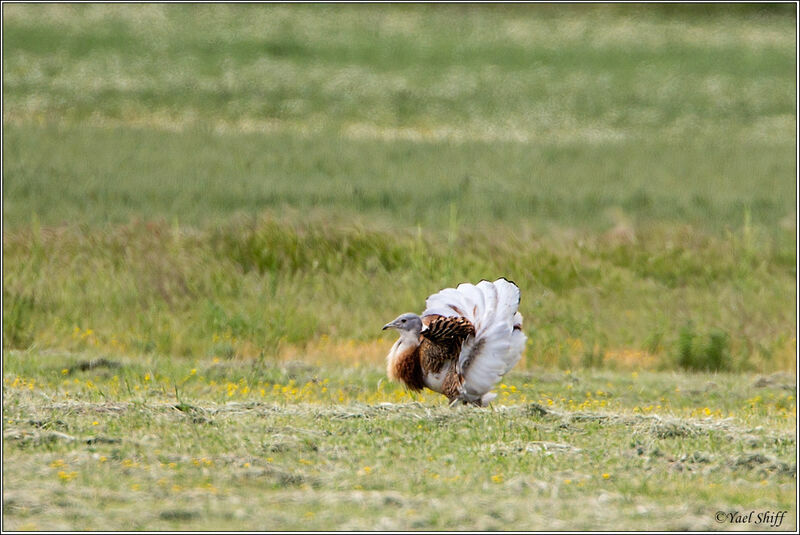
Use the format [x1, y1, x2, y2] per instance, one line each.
[4, 5, 794, 126]
[2, 352, 796, 531]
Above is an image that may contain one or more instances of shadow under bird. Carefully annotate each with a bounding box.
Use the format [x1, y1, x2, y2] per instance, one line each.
[382, 278, 526, 406]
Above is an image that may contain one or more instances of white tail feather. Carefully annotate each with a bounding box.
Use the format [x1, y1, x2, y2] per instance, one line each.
[422, 278, 526, 405]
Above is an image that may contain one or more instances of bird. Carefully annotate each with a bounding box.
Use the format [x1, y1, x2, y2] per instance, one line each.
[381, 278, 526, 406]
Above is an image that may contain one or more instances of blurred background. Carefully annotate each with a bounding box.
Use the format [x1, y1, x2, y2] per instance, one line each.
[3, 3, 796, 372]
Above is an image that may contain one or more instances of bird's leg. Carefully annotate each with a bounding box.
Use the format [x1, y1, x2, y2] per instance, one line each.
[442, 365, 468, 407]
[449, 390, 474, 407]
[456, 375, 466, 397]
[454, 374, 476, 406]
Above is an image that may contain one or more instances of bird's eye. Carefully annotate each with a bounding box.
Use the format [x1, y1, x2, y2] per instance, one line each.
[401, 319, 406, 323]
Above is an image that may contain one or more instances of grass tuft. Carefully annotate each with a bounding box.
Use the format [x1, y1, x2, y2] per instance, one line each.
[677, 323, 733, 372]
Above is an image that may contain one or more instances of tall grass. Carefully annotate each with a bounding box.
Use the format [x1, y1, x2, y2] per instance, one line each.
[3, 215, 795, 371]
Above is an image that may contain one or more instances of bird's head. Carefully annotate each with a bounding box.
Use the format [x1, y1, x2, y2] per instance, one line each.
[382, 313, 423, 337]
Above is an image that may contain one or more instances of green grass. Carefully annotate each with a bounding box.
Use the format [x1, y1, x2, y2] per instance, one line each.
[2, 4, 797, 530]
[3, 351, 796, 531]
[2, 5, 796, 231]
[3, 122, 796, 233]
[2, 216, 796, 372]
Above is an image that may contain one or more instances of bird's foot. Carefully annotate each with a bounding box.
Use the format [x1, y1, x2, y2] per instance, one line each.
[449, 392, 481, 408]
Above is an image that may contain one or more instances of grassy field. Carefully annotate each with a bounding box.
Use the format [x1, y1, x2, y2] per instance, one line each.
[2, 352, 796, 530]
[2, 4, 797, 531]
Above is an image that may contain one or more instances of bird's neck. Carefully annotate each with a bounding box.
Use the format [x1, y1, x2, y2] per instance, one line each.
[398, 329, 422, 346]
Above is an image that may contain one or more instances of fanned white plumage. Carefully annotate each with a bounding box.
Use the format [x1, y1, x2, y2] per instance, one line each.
[422, 278, 526, 406]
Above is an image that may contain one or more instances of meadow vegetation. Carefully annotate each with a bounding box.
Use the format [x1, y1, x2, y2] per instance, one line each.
[2, 4, 796, 531]
[2, 350, 796, 530]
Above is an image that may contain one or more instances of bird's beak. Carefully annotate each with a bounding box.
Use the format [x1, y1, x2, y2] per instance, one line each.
[382, 322, 395, 331]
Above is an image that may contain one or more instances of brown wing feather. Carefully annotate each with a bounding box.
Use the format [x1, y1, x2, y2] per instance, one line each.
[422, 315, 476, 344]
[419, 315, 475, 375]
